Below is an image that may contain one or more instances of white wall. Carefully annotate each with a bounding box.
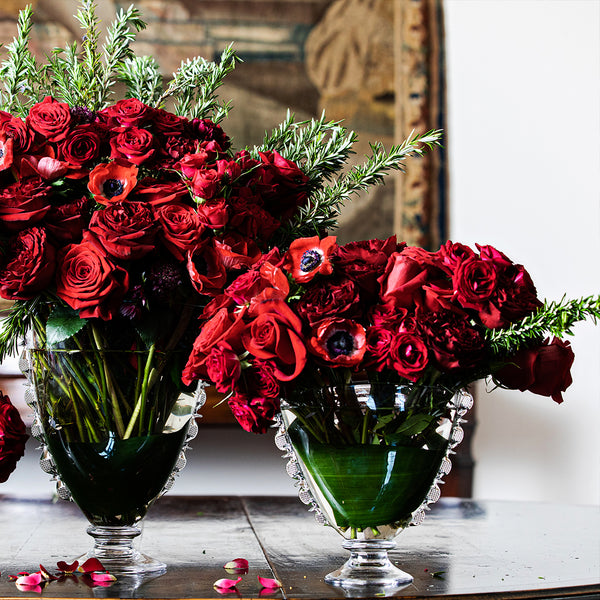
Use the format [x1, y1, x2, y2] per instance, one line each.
[445, 0, 600, 504]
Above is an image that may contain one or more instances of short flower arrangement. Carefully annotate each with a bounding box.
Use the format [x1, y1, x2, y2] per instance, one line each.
[182, 235, 599, 434]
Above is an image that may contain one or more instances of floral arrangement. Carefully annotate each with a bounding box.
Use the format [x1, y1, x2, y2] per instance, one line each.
[181, 235, 600, 433]
[0, 1, 439, 443]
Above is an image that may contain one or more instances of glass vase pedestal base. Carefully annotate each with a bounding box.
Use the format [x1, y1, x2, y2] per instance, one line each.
[324, 539, 412, 590]
[79, 525, 166, 576]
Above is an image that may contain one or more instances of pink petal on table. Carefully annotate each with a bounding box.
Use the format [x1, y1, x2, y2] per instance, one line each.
[258, 576, 282, 589]
[15, 572, 43, 586]
[80, 573, 115, 588]
[56, 560, 79, 574]
[15, 583, 43, 594]
[78, 558, 106, 573]
[223, 558, 249, 574]
[214, 577, 242, 590]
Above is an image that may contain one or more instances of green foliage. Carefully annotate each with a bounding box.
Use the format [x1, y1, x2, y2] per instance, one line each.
[486, 294, 600, 355]
[117, 56, 163, 105]
[45, 304, 87, 346]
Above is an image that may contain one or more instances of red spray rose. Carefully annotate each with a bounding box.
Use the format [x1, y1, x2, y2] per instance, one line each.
[388, 332, 429, 381]
[109, 127, 155, 165]
[26, 96, 72, 142]
[227, 393, 278, 434]
[0, 392, 28, 483]
[55, 234, 129, 320]
[88, 161, 139, 205]
[0, 227, 56, 300]
[100, 98, 152, 128]
[495, 337, 575, 404]
[205, 342, 242, 393]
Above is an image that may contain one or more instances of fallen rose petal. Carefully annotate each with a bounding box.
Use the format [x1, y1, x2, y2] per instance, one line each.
[214, 576, 242, 589]
[80, 573, 116, 588]
[15, 572, 44, 586]
[39, 564, 58, 581]
[56, 560, 79, 573]
[259, 588, 281, 597]
[224, 558, 249, 574]
[78, 558, 105, 573]
[258, 576, 282, 589]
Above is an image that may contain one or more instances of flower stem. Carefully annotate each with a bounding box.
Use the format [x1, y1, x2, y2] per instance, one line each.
[123, 343, 156, 439]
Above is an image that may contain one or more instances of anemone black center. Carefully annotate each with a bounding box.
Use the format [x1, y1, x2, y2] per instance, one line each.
[300, 249, 322, 272]
[326, 331, 354, 357]
[103, 178, 124, 198]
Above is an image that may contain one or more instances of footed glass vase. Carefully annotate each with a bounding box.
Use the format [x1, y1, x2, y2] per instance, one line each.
[20, 347, 205, 576]
[276, 383, 472, 591]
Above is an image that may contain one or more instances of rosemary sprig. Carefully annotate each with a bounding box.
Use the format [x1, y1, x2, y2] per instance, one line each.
[486, 294, 600, 355]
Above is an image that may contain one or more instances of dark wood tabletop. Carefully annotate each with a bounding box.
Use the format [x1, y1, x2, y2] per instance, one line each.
[0, 495, 598, 599]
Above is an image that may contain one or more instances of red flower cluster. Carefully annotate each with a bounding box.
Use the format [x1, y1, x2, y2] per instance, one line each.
[0, 97, 309, 319]
[0, 392, 28, 483]
[183, 236, 575, 432]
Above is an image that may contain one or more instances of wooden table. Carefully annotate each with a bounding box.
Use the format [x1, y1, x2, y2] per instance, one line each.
[0, 495, 598, 599]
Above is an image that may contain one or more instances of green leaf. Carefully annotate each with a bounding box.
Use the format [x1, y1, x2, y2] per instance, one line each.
[46, 304, 87, 346]
[395, 413, 435, 436]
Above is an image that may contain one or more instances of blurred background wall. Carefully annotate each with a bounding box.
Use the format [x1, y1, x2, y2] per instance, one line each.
[1, 0, 598, 506]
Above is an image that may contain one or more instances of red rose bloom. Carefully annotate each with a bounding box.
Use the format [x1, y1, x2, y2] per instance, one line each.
[214, 233, 261, 271]
[228, 192, 281, 242]
[205, 341, 242, 393]
[26, 96, 72, 142]
[60, 124, 103, 167]
[495, 337, 575, 404]
[190, 167, 221, 200]
[153, 108, 189, 136]
[308, 318, 366, 367]
[88, 161, 139, 205]
[89, 201, 157, 260]
[110, 127, 156, 165]
[242, 298, 307, 381]
[364, 325, 395, 371]
[196, 197, 229, 229]
[0, 227, 56, 300]
[131, 178, 189, 206]
[437, 240, 476, 274]
[1, 115, 33, 154]
[0, 177, 52, 232]
[154, 202, 207, 261]
[294, 277, 361, 326]
[227, 393, 278, 434]
[45, 196, 90, 243]
[55, 235, 129, 320]
[283, 236, 337, 284]
[0, 392, 28, 483]
[389, 332, 429, 381]
[101, 98, 152, 128]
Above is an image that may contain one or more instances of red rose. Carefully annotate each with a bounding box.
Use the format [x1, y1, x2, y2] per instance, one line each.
[0, 177, 52, 232]
[59, 124, 103, 167]
[242, 298, 307, 381]
[0, 227, 56, 300]
[196, 197, 229, 229]
[495, 337, 574, 404]
[88, 161, 139, 205]
[190, 167, 221, 200]
[1, 115, 33, 154]
[389, 332, 429, 381]
[100, 98, 152, 128]
[308, 318, 366, 367]
[182, 306, 247, 385]
[0, 392, 28, 483]
[227, 393, 278, 434]
[251, 360, 281, 399]
[153, 109, 189, 136]
[378, 247, 446, 310]
[225, 257, 288, 305]
[191, 118, 231, 151]
[364, 325, 395, 371]
[154, 202, 207, 261]
[282, 236, 337, 284]
[45, 196, 90, 244]
[228, 192, 281, 242]
[89, 201, 157, 260]
[204, 341, 242, 393]
[187, 240, 228, 296]
[110, 127, 155, 165]
[26, 96, 72, 142]
[333, 236, 400, 296]
[294, 277, 361, 326]
[437, 240, 476, 274]
[55, 234, 129, 320]
[214, 233, 261, 271]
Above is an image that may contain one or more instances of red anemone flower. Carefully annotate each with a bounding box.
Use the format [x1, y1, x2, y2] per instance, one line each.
[308, 318, 366, 367]
[282, 235, 337, 283]
[88, 161, 138, 205]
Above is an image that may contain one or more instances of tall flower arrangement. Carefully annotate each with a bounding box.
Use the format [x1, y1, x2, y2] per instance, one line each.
[0, 1, 440, 441]
[182, 235, 600, 433]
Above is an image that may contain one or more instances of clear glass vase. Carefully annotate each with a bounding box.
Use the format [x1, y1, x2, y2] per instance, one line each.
[276, 382, 473, 591]
[20, 346, 205, 576]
